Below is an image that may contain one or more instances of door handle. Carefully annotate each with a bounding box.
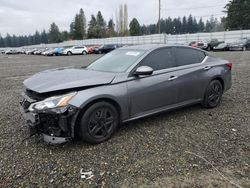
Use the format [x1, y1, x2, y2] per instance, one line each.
[204, 66, 211, 71]
[168, 76, 178, 81]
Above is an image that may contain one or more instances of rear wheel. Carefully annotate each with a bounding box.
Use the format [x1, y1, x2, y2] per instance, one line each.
[79, 102, 119, 144]
[202, 80, 223, 108]
[242, 46, 246, 51]
[82, 51, 87, 55]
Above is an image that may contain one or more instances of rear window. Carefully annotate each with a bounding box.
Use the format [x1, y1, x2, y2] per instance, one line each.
[175, 47, 206, 66]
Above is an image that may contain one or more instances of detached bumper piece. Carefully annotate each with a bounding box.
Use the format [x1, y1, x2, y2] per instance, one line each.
[43, 134, 71, 144]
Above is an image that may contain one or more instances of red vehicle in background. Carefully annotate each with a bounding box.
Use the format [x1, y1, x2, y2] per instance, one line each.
[189, 41, 198, 48]
[87, 45, 100, 54]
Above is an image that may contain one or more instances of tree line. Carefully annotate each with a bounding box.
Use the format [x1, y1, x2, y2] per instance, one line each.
[0, 0, 249, 47]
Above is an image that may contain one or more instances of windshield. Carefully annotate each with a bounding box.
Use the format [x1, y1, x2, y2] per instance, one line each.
[218, 43, 226, 47]
[87, 49, 145, 73]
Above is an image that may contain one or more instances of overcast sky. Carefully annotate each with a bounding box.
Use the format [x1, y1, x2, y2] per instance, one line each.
[0, 0, 229, 36]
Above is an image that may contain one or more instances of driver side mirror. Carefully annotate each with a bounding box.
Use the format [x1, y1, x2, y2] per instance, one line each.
[134, 66, 154, 76]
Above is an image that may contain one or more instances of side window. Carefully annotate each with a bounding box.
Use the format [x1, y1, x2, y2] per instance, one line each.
[175, 47, 203, 66]
[140, 48, 176, 71]
[197, 51, 207, 62]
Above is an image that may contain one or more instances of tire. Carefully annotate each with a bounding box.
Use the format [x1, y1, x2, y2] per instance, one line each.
[67, 51, 72, 56]
[242, 46, 246, 51]
[202, 80, 223, 108]
[79, 102, 119, 144]
[82, 51, 87, 55]
[98, 50, 102, 54]
[207, 46, 211, 51]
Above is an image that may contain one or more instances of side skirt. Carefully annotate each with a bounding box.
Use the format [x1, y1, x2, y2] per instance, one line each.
[123, 99, 202, 123]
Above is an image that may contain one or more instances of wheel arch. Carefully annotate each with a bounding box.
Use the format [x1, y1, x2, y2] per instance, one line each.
[72, 97, 122, 138]
[210, 76, 225, 92]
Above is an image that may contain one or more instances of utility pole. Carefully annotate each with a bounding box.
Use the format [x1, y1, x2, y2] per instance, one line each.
[158, 0, 161, 34]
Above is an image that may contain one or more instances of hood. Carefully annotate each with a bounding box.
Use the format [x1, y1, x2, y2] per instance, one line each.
[24, 67, 116, 93]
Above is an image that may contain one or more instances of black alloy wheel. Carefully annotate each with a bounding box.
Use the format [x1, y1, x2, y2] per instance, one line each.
[203, 80, 223, 108]
[79, 102, 119, 144]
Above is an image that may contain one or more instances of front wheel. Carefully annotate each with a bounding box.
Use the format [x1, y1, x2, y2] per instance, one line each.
[79, 102, 119, 144]
[67, 51, 72, 56]
[202, 80, 223, 108]
[242, 46, 246, 51]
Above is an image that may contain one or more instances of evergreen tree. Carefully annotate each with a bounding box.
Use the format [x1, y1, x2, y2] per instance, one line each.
[34, 31, 41, 44]
[41, 30, 48, 43]
[70, 22, 75, 39]
[48, 22, 62, 43]
[129, 18, 141, 36]
[88, 15, 98, 38]
[205, 20, 212, 32]
[187, 15, 194, 33]
[96, 11, 106, 38]
[5, 34, 12, 47]
[182, 16, 188, 33]
[73, 14, 82, 39]
[225, 0, 250, 30]
[107, 19, 116, 37]
[198, 18, 205, 32]
[79, 8, 87, 38]
[0, 35, 5, 47]
[61, 31, 70, 41]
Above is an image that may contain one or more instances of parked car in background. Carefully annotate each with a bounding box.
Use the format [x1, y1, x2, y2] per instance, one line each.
[5, 49, 18, 54]
[63, 46, 88, 55]
[26, 49, 37, 55]
[94, 44, 118, 54]
[52, 48, 64, 56]
[87, 46, 100, 54]
[42, 48, 54, 56]
[213, 43, 230, 51]
[189, 41, 198, 48]
[197, 41, 209, 50]
[206, 39, 224, 51]
[0, 49, 6, 54]
[229, 38, 250, 51]
[20, 44, 232, 144]
[34, 49, 43, 55]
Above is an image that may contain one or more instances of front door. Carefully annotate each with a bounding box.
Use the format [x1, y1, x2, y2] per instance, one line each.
[127, 47, 179, 118]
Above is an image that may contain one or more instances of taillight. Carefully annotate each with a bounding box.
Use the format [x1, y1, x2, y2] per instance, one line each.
[226, 63, 232, 70]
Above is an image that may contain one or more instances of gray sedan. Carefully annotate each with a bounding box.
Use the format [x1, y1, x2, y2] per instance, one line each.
[20, 44, 232, 144]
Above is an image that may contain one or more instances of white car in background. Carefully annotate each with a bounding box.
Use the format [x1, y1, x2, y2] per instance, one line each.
[63, 46, 88, 55]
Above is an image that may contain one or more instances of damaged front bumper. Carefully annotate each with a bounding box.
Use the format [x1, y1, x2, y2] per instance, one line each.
[20, 94, 80, 144]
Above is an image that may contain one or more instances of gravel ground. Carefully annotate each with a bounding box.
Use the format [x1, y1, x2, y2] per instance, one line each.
[0, 52, 249, 188]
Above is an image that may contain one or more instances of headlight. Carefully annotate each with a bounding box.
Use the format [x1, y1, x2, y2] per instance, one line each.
[29, 92, 77, 112]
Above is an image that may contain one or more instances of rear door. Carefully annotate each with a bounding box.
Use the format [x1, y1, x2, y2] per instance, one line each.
[74, 46, 82, 54]
[172, 47, 208, 103]
[127, 47, 179, 117]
